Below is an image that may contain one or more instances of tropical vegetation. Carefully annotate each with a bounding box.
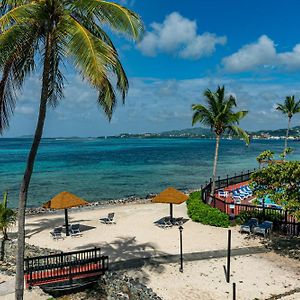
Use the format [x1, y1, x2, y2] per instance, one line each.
[276, 96, 300, 158]
[0, 192, 16, 260]
[256, 150, 274, 169]
[192, 85, 249, 202]
[0, 1, 143, 298]
[251, 161, 300, 218]
[186, 191, 230, 228]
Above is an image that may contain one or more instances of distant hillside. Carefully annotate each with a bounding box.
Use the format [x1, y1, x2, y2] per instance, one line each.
[251, 126, 300, 137]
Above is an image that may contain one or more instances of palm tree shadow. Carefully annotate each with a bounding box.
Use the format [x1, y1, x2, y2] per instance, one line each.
[75, 236, 168, 284]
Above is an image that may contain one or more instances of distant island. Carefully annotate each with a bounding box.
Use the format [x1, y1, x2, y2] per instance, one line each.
[101, 126, 300, 140]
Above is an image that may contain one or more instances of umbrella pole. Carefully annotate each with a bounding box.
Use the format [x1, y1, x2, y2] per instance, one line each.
[65, 209, 69, 236]
[170, 203, 173, 222]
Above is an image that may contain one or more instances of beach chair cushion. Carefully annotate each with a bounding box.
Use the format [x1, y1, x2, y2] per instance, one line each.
[101, 213, 116, 224]
[70, 224, 82, 237]
[50, 227, 64, 240]
[253, 221, 273, 237]
[240, 218, 258, 233]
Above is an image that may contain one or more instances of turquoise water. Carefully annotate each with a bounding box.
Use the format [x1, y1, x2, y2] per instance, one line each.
[1, 137, 300, 208]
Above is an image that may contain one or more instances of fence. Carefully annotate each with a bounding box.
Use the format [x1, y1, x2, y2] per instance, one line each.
[201, 170, 299, 236]
[24, 247, 109, 288]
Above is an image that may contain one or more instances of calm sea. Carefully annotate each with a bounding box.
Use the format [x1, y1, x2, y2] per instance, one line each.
[1, 138, 300, 208]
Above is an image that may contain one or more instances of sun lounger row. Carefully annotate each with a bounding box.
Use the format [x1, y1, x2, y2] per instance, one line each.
[240, 218, 273, 237]
[232, 185, 253, 202]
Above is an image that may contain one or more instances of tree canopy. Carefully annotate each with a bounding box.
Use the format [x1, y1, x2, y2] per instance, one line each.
[251, 161, 300, 218]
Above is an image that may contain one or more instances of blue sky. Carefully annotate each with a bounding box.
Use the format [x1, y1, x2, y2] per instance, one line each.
[4, 0, 300, 137]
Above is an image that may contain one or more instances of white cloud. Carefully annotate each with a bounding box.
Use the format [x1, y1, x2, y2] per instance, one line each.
[222, 35, 276, 72]
[223, 35, 300, 72]
[15, 106, 35, 115]
[137, 12, 226, 59]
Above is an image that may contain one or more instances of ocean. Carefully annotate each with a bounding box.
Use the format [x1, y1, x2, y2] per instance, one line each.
[1, 137, 299, 208]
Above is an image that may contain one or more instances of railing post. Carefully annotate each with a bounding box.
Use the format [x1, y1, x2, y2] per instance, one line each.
[218, 176, 220, 189]
[241, 171, 243, 182]
[226, 175, 229, 187]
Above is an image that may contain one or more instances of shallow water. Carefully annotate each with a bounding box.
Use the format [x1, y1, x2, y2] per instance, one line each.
[1, 137, 299, 208]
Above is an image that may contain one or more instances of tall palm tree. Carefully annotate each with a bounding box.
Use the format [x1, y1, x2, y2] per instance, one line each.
[192, 86, 249, 202]
[0, 1, 143, 298]
[276, 95, 300, 158]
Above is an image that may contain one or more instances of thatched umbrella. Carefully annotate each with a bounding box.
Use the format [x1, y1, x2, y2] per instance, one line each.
[43, 191, 89, 236]
[152, 187, 189, 222]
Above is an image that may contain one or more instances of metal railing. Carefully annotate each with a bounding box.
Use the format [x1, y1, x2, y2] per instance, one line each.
[201, 170, 299, 236]
[24, 247, 109, 288]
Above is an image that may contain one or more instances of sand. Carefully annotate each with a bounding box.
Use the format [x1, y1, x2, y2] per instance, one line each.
[1, 202, 299, 299]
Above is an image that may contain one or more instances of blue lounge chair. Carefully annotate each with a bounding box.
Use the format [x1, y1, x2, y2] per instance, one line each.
[218, 190, 228, 198]
[240, 218, 258, 234]
[241, 186, 253, 197]
[70, 223, 82, 237]
[253, 221, 273, 237]
[233, 190, 245, 200]
[50, 227, 64, 240]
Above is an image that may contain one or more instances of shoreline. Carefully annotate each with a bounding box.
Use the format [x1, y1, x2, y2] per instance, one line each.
[22, 188, 199, 216]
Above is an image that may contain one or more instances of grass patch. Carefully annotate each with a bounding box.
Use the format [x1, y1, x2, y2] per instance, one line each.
[186, 191, 230, 228]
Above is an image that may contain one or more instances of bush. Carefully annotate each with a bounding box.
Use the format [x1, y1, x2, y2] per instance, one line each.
[236, 210, 284, 230]
[186, 191, 230, 228]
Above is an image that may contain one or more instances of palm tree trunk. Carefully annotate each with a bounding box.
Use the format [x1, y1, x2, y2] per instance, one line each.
[283, 117, 291, 159]
[209, 134, 220, 204]
[15, 33, 52, 300]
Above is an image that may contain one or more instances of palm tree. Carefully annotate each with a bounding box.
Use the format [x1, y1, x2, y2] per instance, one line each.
[276, 96, 300, 158]
[0, 192, 16, 261]
[0, 1, 143, 298]
[192, 86, 249, 202]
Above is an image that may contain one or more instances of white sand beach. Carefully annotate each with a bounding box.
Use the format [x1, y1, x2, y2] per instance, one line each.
[2, 201, 300, 299]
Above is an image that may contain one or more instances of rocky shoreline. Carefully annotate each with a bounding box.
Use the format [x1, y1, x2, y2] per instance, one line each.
[23, 189, 197, 216]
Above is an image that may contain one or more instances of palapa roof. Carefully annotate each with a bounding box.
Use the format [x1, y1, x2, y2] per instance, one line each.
[43, 191, 89, 209]
[152, 187, 189, 205]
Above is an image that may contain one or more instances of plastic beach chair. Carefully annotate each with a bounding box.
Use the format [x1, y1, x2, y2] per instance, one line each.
[253, 221, 273, 237]
[173, 217, 184, 226]
[218, 190, 228, 198]
[50, 227, 64, 240]
[70, 224, 82, 237]
[240, 218, 258, 234]
[157, 217, 173, 229]
[101, 212, 116, 224]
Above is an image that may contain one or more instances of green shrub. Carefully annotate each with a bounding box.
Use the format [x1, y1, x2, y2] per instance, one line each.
[186, 191, 230, 228]
[236, 210, 284, 230]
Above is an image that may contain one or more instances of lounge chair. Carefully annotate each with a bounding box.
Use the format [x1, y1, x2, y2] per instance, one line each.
[70, 224, 82, 237]
[101, 212, 116, 224]
[240, 186, 252, 197]
[253, 221, 273, 237]
[240, 218, 258, 234]
[218, 190, 228, 198]
[233, 190, 245, 199]
[157, 217, 173, 229]
[173, 217, 184, 226]
[238, 188, 251, 198]
[50, 227, 64, 240]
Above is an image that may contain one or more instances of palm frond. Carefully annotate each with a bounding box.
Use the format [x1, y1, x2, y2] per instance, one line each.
[227, 125, 250, 144]
[72, 0, 144, 40]
[0, 2, 38, 30]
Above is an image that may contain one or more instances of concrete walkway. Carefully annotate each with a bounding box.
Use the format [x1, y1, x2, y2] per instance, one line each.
[111, 245, 269, 270]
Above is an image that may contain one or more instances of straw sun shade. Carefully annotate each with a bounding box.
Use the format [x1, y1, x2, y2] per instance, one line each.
[43, 191, 89, 236]
[152, 187, 189, 221]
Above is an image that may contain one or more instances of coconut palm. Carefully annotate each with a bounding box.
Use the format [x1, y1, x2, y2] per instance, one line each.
[0, 1, 143, 298]
[192, 86, 249, 202]
[0, 192, 16, 260]
[276, 96, 300, 158]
